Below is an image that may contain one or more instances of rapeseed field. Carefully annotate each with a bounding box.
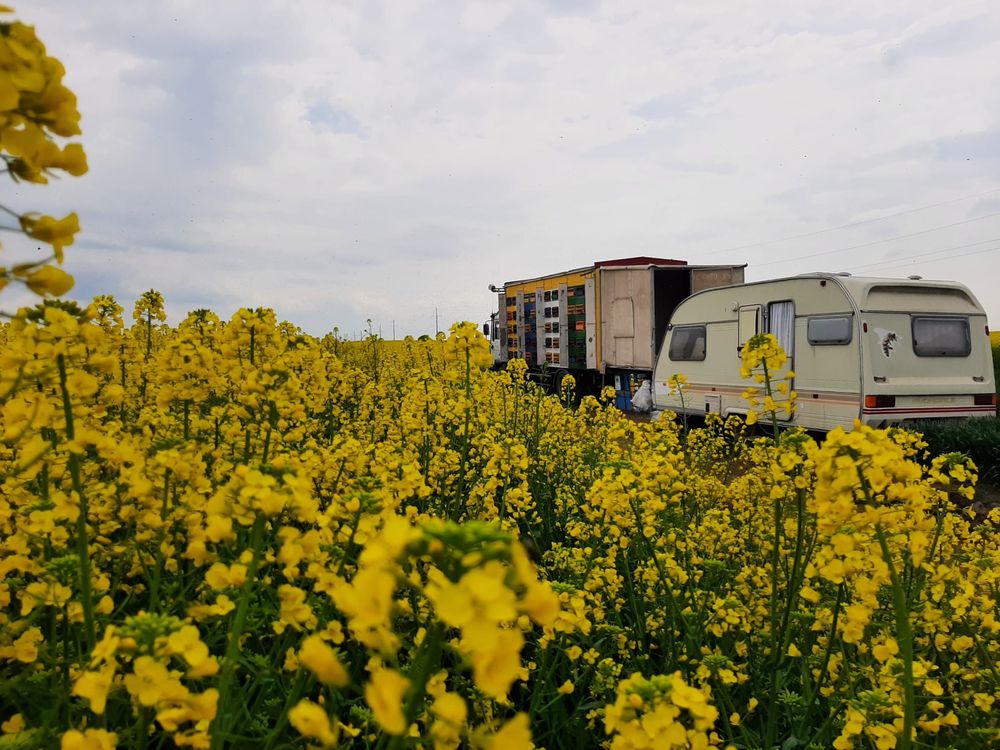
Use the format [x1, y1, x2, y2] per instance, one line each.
[1, 305, 998, 749]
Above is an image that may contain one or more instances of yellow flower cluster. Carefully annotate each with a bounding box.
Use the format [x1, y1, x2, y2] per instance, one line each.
[740, 332, 796, 428]
[604, 671, 721, 749]
[0, 6, 84, 297]
[0, 297, 998, 749]
[73, 615, 220, 748]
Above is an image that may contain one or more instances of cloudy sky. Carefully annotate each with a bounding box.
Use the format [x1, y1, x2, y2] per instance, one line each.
[11, 0, 1000, 335]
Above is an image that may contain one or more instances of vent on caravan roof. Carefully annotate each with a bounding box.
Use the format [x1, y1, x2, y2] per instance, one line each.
[836, 272, 852, 276]
[908, 275, 922, 280]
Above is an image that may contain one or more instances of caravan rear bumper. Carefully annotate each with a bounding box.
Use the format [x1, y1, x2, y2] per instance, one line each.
[861, 403, 996, 425]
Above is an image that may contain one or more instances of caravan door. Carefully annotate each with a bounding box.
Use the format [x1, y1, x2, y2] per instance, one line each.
[765, 301, 796, 421]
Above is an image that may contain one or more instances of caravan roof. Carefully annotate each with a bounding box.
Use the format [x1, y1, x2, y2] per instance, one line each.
[684, 272, 984, 315]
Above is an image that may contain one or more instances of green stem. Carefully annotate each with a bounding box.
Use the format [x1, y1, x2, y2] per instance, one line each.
[778, 487, 807, 640]
[712, 679, 754, 748]
[762, 462, 786, 750]
[161, 468, 171, 517]
[212, 514, 267, 750]
[762, 359, 779, 441]
[620, 546, 650, 669]
[335, 508, 364, 577]
[797, 583, 845, 737]
[875, 525, 915, 750]
[136, 707, 151, 750]
[262, 669, 308, 750]
[57, 354, 96, 653]
[61, 604, 71, 725]
[527, 641, 564, 715]
[261, 422, 273, 464]
[386, 625, 445, 750]
[629, 499, 682, 663]
[149, 469, 172, 611]
[802, 700, 846, 748]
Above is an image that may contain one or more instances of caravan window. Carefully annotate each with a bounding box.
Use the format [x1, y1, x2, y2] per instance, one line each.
[912, 317, 970, 357]
[807, 315, 852, 345]
[738, 306, 760, 347]
[767, 301, 795, 356]
[669, 325, 706, 361]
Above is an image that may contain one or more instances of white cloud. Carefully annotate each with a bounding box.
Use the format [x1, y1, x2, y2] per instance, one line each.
[10, 0, 1000, 335]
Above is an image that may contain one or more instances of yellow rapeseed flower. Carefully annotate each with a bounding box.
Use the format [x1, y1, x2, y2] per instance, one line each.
[60, 729, 118, 750]
[365, 668, 411, 735]
[299, 634, 349, 687]
[288, 698, 338, 747]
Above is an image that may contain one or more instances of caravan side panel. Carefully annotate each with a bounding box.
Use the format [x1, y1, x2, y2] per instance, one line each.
[790, 314, 863, 430]
[654, 277, 863, 430]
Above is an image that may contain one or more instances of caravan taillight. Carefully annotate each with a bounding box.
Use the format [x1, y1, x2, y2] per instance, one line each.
[974, 394, 997, 406]
[865, 395, 895, 408]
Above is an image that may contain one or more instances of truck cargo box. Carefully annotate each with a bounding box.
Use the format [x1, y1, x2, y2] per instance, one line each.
[486, 258, 745, 393]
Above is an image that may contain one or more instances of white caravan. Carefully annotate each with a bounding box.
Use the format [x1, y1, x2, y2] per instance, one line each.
[652, 273, 997, 431]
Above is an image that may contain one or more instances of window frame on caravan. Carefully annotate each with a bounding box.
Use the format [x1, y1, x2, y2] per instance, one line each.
[807, 314, 853, 346]
[668, 325, 707, 361]
[737, 305, 760, 353]
[911, 315, 971, 358]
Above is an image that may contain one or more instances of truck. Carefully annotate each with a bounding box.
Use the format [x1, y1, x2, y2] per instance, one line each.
[485, 257, 746, 404]
[652, 272, 997, 430]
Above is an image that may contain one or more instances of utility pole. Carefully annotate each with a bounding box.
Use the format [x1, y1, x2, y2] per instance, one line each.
[392, 320, 395, 340]
[435, 307, 439, 336]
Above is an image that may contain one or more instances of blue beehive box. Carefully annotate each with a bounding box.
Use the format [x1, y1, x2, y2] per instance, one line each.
[615, 375, 632, 410]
